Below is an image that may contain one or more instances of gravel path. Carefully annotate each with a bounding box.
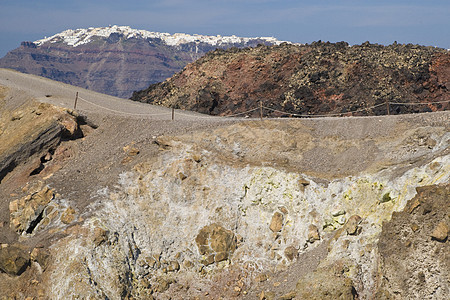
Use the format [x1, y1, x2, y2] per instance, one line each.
[0, 68, 230, 122]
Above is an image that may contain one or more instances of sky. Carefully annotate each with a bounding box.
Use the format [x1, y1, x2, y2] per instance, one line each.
[0, 0, 449, 57]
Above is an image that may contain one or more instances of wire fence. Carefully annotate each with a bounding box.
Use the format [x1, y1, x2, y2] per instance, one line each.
[74, 94, 450, 120]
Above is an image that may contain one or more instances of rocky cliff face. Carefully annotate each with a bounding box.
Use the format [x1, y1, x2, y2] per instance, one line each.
[131, 42, 450, 116]
[38, 117, 450, 299]
[0, 26, 286, 98]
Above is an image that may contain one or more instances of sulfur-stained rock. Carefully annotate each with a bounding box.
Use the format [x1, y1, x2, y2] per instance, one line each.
[431, 221, 448, 242]
[346, 215, 362, 235]
[92, 227, 108, 246]
[380, 192, 392, 203]
[307, 224, 320, 242]
[196, 223, 237, 265]
[0, 244, 30, 276]
[284, 246, 298, 261]
[269, 212, 284, 232]
[60, 206, 76, 224]
[9, 186, 55, 234]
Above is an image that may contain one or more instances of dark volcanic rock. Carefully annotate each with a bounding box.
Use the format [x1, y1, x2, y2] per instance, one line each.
[131, 42, 450, 116]
[0, 26, 284, 98]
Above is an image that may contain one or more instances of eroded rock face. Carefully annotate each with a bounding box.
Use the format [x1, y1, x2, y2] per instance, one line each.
[8, 184, 76, 236]
[41, 118, 449, 299]
[0, 96, 87, 184]
[377, 185, 450, 299]
[9, 186, 55, 234]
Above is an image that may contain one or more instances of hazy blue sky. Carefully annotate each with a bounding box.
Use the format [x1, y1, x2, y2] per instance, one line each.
[1, 0, 449, 57]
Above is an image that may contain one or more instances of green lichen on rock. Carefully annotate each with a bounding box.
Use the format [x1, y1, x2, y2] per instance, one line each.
[380, 192, 392, 203]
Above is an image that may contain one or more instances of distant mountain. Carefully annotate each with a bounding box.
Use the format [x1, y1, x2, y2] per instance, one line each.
[131, 42, 450, 116]
[0, 25, 288, 98]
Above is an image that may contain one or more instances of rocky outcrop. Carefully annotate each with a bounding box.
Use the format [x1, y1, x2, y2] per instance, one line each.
[132, 42, 449, 116]
[9, 186, 55, 234]
[28, 114, 447, 299]
[0, 26, 285, 98]
[377, 185, 449, 299]
[0, 244, 30, 276]
[0, 88, 92, 184]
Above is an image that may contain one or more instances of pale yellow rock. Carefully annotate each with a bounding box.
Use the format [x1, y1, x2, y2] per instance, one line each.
[431, 221, 448, 242]
[307, 224, 320, 242]
[9, 199, 19, 212]
[60, 207, 76, 224]
[346, 215, 362, 235]
[269, 212, 284, 232]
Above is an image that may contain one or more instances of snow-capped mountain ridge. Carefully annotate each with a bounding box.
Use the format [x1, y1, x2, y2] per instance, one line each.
[34, 25, 289, 47]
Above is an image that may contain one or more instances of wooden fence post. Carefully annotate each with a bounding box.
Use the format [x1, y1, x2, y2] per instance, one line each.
[260, 100, 263, 120]
[172, 107, 175, 121]
[386, 100, 390, 115]
[74, 92, 78, 110]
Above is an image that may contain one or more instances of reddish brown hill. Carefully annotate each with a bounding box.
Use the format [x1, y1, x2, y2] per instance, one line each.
[131, 42, 450, 116]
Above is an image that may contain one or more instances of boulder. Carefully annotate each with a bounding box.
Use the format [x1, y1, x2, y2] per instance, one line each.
[431, 221, 448, 242]
[284, 246, 298, 261]
[346, 215, 362, 235]
[195, 223, 237, 264]
[307, 224, 320, 242]
[269, 212, 284, 232]
[0, 245, 30, 276]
